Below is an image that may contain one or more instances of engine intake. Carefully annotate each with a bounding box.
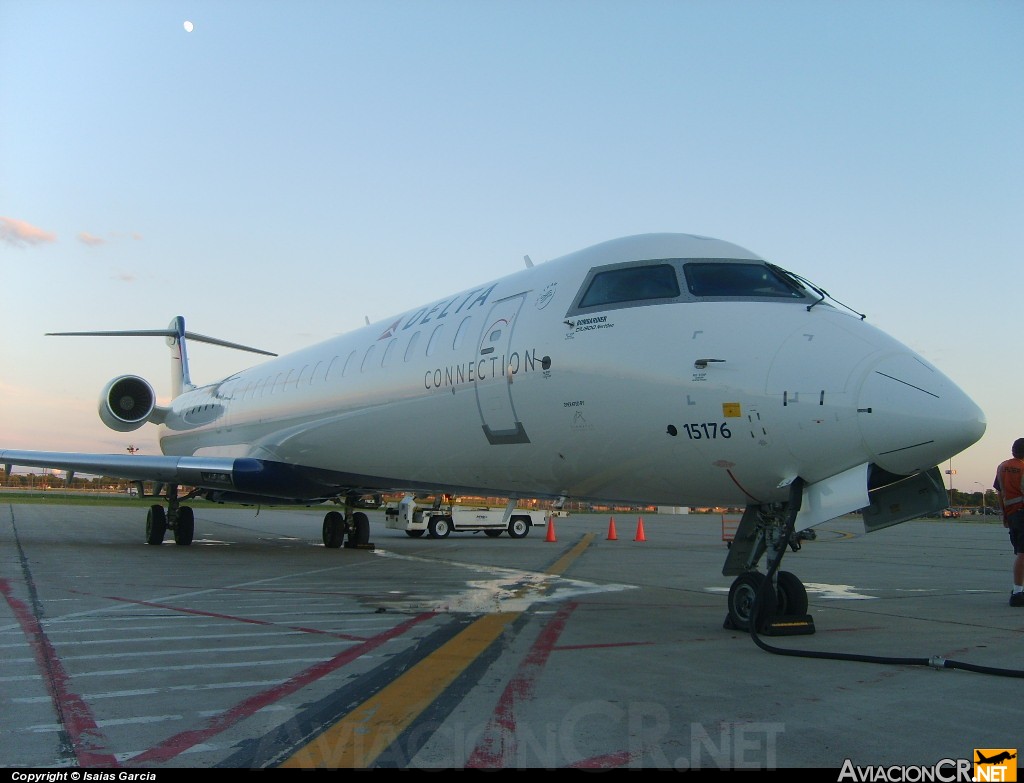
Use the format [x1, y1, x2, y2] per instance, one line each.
[99, 376, 156, 432]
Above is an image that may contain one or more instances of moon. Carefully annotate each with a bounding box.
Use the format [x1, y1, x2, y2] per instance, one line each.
[183, 20, 194, 33]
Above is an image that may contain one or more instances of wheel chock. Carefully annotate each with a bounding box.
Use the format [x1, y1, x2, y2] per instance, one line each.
[762, 614, 815, 636]
[722, 613, 816, 635]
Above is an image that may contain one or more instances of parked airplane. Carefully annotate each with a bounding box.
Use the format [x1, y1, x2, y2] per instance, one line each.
[0, 233, 985, 631]
[975, 751, 1016, 765]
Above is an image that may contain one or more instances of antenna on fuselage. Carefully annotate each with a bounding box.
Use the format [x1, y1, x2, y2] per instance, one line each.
[524, 255, 534, 268]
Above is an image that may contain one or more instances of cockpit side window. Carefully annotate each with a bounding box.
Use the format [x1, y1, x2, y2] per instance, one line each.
[578, 264, 680, 309]
[684, 262, 807, 299]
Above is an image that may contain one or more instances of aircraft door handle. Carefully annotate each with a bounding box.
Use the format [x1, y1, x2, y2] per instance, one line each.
[694, 358, 726, 369]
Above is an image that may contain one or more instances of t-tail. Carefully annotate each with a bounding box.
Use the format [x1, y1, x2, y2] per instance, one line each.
[163, 316, 278, 396]
[46, 316, 276, 431]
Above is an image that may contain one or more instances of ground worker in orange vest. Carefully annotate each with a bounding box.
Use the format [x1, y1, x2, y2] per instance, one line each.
[993, 438, 1024, 607]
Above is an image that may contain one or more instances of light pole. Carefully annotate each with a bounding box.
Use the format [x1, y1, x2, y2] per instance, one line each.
[975, 482, 985, 516]
[945, 460, 956, 509]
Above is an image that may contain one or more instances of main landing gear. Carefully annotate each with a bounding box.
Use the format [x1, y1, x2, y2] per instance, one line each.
[322, 494, 375, 550]
[141, 486, 376, 550]
[145, 484, 195, 546]
[722, 484, 815, 636]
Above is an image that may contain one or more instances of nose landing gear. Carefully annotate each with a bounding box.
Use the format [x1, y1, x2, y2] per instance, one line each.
[723, 481, 815, 636]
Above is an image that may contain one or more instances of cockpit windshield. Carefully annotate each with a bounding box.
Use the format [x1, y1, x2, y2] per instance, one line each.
[578, 264, 680, 309]
[566, 257, 829, 318]
[683, 262, 809, 299]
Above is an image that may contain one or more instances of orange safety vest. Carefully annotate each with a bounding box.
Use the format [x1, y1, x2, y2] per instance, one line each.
[995, 457, 1024, 524]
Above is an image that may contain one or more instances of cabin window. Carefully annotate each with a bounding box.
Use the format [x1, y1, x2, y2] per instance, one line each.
[426, 324, 444, 357]
[404, 331, 421, 362]
[342, 350, 357, 377]
[360, 344, 377, 372]
[325, 356, 339, 380]
[382, 338, 397, 367]
[684, 262, 807, 299]
[482, 326, 502, 354]
[578, 264, 680, 309]
[453, 316, 472, 350]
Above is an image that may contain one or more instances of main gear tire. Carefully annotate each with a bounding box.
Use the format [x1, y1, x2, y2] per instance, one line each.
[146, 505, 166, 546]
[727, 572, 777, 632]
[322, 511, 344, 548]
[775, 570, 808, 616]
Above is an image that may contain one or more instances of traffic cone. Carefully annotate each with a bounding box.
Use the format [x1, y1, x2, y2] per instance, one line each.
[607, 516, 618, 540]
[634, 517, 647, 542]
[545, 515, 557, 542]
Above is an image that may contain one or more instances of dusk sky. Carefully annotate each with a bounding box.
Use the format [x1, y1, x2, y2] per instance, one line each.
[1, 0, 1021, 497]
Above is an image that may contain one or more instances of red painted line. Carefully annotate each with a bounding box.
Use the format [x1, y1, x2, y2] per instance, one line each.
[0, 578, 118, 767]
[553, 641, 655, 651]
[465, 603, 645, 770]
[116, 585, 386, 599]
[125, 612, 435, 766]
[465, 602, 576, 768]
[93, 593, 370, 642]
[569, 750, 641, 768]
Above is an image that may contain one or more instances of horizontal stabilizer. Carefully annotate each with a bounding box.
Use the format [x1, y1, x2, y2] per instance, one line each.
[46, 327, 277, 357]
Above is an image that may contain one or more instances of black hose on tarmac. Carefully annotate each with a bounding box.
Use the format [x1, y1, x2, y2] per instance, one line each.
[747, 477, 1024, 679]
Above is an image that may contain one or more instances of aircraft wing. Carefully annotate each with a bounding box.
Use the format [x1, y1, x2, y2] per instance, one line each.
[0, 449, 341, 503]
[1, 449, 241, 488]
[1, 448, 423, 504]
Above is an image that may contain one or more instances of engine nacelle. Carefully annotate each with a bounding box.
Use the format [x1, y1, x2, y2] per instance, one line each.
[99, 375, 156, 432]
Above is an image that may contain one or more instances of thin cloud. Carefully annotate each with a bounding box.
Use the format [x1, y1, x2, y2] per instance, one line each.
[112, 270, 137, 282]
[108, 231, 144, 242]
[79, 230, 144, 246]
[78, 232, 105, 246]
[0, 216, 57, 246]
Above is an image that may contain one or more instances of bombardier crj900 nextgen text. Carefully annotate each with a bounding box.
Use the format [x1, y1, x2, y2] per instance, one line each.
[0, 233, 986, 631]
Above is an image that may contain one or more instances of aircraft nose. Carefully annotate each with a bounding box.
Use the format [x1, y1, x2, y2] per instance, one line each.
[856, 353, 986, 476]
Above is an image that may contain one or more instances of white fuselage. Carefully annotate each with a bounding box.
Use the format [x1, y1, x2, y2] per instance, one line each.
[155, 234, 984, 507]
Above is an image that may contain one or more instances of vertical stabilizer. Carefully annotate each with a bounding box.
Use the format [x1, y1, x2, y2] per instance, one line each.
[167, 316, 193, 397]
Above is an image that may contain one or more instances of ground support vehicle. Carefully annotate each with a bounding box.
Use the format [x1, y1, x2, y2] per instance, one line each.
[384, 495, 544, 539]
